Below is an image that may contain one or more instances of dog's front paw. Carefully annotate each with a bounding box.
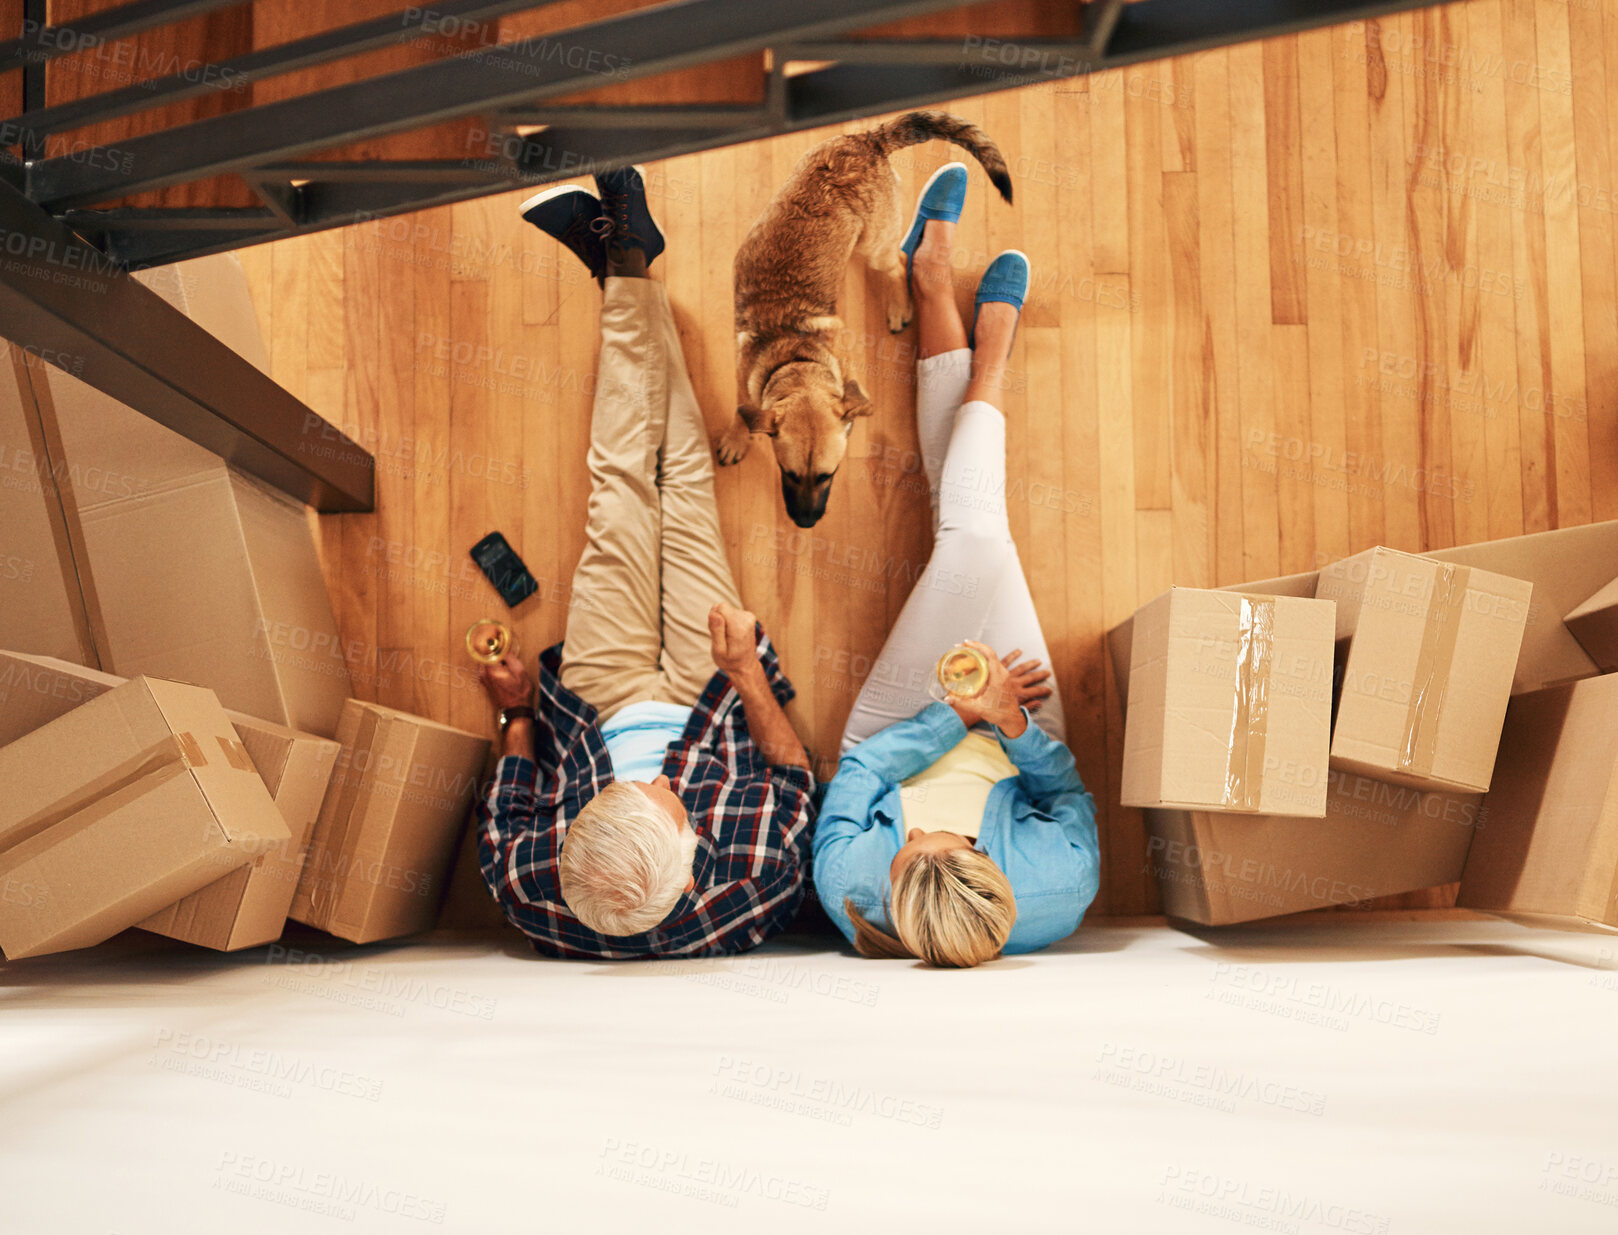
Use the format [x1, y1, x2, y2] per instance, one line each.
[714, 420, 753, 465]
[886, 289, 914, 335]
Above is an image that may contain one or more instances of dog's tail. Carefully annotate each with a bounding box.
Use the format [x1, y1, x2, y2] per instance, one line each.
[870, 111, 1013, 203]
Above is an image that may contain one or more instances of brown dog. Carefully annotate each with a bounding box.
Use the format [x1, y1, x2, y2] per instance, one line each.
[722, 111, 1012, 528]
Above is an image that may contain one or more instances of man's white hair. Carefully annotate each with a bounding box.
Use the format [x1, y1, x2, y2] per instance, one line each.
[558, 781, 699, 936]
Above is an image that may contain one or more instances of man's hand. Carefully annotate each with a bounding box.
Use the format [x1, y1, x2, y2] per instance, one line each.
[709, 601, 764, 684]
[708, 601, 809, 770]
[949, 641, 1043, 738]
[478, 655, 535, 712]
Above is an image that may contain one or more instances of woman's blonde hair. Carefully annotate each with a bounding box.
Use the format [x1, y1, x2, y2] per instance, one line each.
[845, 848, 1016, 967]
[559, 782, 697, 936]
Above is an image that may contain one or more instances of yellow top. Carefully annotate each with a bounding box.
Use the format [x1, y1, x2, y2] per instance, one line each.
[898, 731, 1019, 841]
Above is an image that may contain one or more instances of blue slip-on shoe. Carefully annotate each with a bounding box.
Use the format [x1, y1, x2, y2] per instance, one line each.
[970, 249, 1030, 350]
[900, 162, 969, 292]
[519, 184, 608, 283]
[593, 164, 666, 267]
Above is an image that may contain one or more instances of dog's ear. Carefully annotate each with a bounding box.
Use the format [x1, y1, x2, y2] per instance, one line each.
[840, 378, 873, 421]
[738, 404, 779, 437]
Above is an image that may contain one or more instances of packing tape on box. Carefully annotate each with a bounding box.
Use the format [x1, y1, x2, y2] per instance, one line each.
[1222, 595, 1275, 812]
[214, 735, 255, 772]
[1400, 562, 1470, 777]
[0, 737, 192, 862]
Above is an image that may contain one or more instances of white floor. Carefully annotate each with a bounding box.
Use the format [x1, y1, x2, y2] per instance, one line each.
[2, 915, 1615, 1234]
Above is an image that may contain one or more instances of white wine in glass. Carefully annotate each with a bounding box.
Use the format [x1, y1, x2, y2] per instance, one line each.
[465, 619, 516, 665]
[935, 643, 990, 700]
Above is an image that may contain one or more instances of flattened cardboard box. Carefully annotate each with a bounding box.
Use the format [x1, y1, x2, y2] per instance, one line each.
[1146, 769, 1481, 926]
[1458, 676, 1618, 931]
[292, 700, 489, 944]
[0, 649, 337, 951]
[1122, 588, 1335, 817]
[1108, 521, 1618, 705]
[0, 676, 290, 959]
[1316, 547, 1530, 794]
[11, 253, 352, 736]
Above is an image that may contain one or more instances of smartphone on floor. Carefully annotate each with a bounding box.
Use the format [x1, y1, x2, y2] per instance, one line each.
[470, 531, 539, 607]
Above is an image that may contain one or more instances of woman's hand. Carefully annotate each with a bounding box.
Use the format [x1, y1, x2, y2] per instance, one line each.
[948, 641, 1046, 737]
[1000, 648, 1053, 713]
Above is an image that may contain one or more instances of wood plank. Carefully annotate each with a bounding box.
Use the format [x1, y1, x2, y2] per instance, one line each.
[1263, 36, 1308, 326]
[1229, 39, 1280, 579]
[1329, 16, 1388, 556]
[1126, 61, 1172, 510]
[1297, 27, 1351, 568]
[1503, 0, 1556, 535]
[1534, 0, 1594, 526]
[1192, 47, 1247, 588]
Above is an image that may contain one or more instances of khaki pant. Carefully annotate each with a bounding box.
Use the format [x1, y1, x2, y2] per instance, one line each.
[559, 278, 741, 720]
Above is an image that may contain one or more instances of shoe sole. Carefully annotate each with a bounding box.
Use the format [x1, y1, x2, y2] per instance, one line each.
[519, 183, 594, 217]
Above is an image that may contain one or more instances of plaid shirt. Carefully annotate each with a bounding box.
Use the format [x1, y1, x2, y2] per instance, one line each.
[477, 630, 816, 959]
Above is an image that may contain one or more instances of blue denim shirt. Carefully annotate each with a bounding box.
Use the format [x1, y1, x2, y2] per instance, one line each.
[812, 703, 1101, 954]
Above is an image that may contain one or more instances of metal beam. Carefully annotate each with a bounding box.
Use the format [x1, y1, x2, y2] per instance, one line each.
[61, 0, 1449, 266]
[778, 39, 1095, 66]
[26, 0, 975, 210]
[19, 0, 46, 160]
[488, 103, 775, 129]
[2, 0, 568, 140]
[0, 0, 242, 75]
[1103, 0, 1435, 66]
[0, 181, 372, 511]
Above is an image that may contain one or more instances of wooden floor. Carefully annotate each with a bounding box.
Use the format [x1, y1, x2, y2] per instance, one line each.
[239, 0, 1616, 918]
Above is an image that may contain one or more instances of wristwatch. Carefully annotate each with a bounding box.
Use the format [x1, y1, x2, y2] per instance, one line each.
[497, 705, 535, 733]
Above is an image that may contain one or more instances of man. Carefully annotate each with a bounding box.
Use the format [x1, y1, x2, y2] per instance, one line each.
[475, 167, 816, 959]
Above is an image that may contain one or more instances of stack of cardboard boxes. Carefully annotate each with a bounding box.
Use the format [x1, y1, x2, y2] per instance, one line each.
[0, 257, 491, 961]
[1114, 525, 1618, 931]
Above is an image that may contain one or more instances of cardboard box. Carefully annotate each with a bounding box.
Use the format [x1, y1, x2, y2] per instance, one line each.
[1429, 522, 1618, 694]
[0, 649, 124, 745]
[1108, 522, 1618, 704]
[0, 345, 97, 666]
[1457, 676, 1618, 931]
[0, 649, 339, 951]
[1145, 768, 1482, 926]
[1563, 577, 1618, 675]
[1316, 547, 1530, 794]
[139, 714, 339, 951]
[1122, 588, 1335, 816]
[5, 252, 352, 736]
[0, 676, 290, 959]
[292, 701, 490, 944]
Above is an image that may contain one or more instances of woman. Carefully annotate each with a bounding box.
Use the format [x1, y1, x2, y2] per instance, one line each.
[812, 163, 1101, 968]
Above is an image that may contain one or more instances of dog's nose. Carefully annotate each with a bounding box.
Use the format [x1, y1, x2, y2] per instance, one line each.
[788, 508, 822, 529]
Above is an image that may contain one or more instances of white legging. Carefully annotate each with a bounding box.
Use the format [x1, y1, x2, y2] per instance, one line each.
[839, 348, 1067, 753]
